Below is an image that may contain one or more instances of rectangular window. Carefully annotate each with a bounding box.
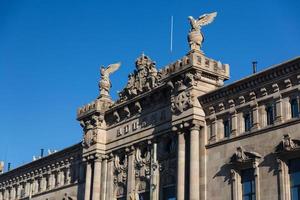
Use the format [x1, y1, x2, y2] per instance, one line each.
[289, 158, 300, 200]
[291, 99, 299, 118]
[244, 112, 252, 132]
[266, 104, 275, 125]
[138, 192, 150, 200]
[241, 169, 256, 200]
[224, 119, 231, 138]
[162, 186, 176, 200]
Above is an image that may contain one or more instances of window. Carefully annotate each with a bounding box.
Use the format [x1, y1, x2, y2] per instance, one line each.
[162, 186, 176, 200]
[224, 118, 231, 138]
[138, 192, 150, 200]
[291, 99, 299, 118]
[266, 104, 275, 125]
[244, 112, 252, 132]
[289, 158, 300, 200]
[241, 169, 256, 200]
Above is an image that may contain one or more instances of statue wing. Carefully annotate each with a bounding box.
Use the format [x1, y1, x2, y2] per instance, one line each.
[105, 62, 121, 76]
[197, 12, 217, 27]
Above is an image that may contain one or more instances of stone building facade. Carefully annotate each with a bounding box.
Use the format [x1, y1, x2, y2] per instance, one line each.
[1, 12, 300, 200]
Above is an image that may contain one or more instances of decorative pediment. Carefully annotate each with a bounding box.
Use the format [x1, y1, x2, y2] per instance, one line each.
[118, 53, 161, 102]
[230, 146, 261, 165]
[275, 134, 300, 153]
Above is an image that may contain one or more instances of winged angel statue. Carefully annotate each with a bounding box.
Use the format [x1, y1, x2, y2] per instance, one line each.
[188, 12, 217, 51]
[99, 62, 121, 98]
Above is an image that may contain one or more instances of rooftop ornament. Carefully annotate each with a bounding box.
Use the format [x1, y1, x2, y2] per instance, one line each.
[188, 12, 217, 52]
[98, 62, 121, 100]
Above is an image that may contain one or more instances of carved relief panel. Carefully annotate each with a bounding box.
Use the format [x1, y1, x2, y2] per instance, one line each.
[135, 144, 151, 193]
[113, 153, 128, 198]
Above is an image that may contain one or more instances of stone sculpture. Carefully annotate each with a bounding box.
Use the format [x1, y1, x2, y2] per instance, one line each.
[99, 62, 121, 98]
[188, 12, 217, 51]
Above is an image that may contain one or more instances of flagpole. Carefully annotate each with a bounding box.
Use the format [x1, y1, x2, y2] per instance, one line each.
[170, 15, 174, 53]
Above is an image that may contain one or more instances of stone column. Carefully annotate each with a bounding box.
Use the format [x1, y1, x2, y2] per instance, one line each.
[231, 111, 237, 136]
[189, 125, 200, 200]
[150, 141, 159, 200]
[253, 162, 260, 200]
[251, 102, 260, 130]
[0, 189, 3, 200]
[105, 154, 114, 200]
[126, 146, 135, 199]
[100, 157, 107, 200]
[275, 96, 283, 124]
[92, 155, 102, 200]
[177, 132, 185, 200]
[84, 160, 92, 200]
[209, 117, 217, 142]
[231, 170, 238, 200]
[199, 126, 206, 200]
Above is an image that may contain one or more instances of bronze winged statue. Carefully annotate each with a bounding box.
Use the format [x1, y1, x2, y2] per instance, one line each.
[188, 12, 217, 51]
[99, 62, 121, 98]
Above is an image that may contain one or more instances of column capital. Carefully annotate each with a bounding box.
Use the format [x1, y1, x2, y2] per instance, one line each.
[190, 123, 200, 131]
[125, 145, 135, 155]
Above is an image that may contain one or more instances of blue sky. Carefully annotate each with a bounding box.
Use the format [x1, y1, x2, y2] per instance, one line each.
[0, 0, 300, 170]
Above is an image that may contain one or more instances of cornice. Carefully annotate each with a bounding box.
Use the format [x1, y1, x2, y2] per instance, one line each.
[199, 56, 300, 106]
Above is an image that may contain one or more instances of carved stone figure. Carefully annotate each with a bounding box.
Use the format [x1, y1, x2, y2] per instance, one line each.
[275, 134, 300, 153]
[135, 145, 151, 192]
[0, 161, 4, 174]
[118, 54, 161, 102]
[114, 154, 128, 197]
[99, 62, 121, 98]
[188, 12, 217, 51]
[230, 146, 261, 164]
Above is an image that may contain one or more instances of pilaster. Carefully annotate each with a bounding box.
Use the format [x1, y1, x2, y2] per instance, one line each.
[126, 146, 136, 200]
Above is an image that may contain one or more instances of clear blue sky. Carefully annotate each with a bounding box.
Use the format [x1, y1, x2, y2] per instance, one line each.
[0, 0, 300, 170]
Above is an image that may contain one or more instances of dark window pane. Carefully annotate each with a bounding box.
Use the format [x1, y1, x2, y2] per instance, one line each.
[291, 99, 299, 118]
[163, 186, 176, 200]
[289, 158, 300, 200]
[139, 192, 150, 200]
[266, 105, 275, 125]
[244, 112, 252, 132]
[224, 119, 231, 138]
[242, 169, 256, 200]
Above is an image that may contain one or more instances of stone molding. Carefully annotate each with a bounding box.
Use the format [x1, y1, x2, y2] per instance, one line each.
[200, 57, 300, 107]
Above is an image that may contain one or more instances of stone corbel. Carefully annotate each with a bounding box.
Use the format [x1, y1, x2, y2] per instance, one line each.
[218, 102, 225, 111]
[260, 88, 267, 96]
[249, 91, 256, 101]
[239, 96, 245, 104]
[272, 83, 279, 93]
[123, 106, 130, 118]
[113, 111, 120, 123]
[284, 79, 292, 88]
[134, 101, 142, 113]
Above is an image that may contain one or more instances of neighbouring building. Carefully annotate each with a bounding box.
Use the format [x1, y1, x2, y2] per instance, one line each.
[1, 12, 300, 200]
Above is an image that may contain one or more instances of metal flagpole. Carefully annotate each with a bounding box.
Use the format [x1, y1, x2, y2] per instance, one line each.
[170, 15, 174, 53]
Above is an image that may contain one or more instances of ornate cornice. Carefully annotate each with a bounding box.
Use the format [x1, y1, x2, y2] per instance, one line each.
[199, 57, 300, 106]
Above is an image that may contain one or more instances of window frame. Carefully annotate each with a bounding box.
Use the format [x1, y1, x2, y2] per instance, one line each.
[290, 98, 299, 119]
[275, 134, 300, 200]
[243, 111, 253, 133]
[266, 103, 276, 126]
[230, 147, 261, 200]
[223, 117, 232, 138]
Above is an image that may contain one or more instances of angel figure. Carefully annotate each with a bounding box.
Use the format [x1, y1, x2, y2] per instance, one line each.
[187, 12, 217, 51]
[99, 62, 121, 98]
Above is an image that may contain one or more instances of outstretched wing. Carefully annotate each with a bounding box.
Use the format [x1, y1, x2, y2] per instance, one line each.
[105, 62, 121, 75]
[197, 12, 217, 27]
